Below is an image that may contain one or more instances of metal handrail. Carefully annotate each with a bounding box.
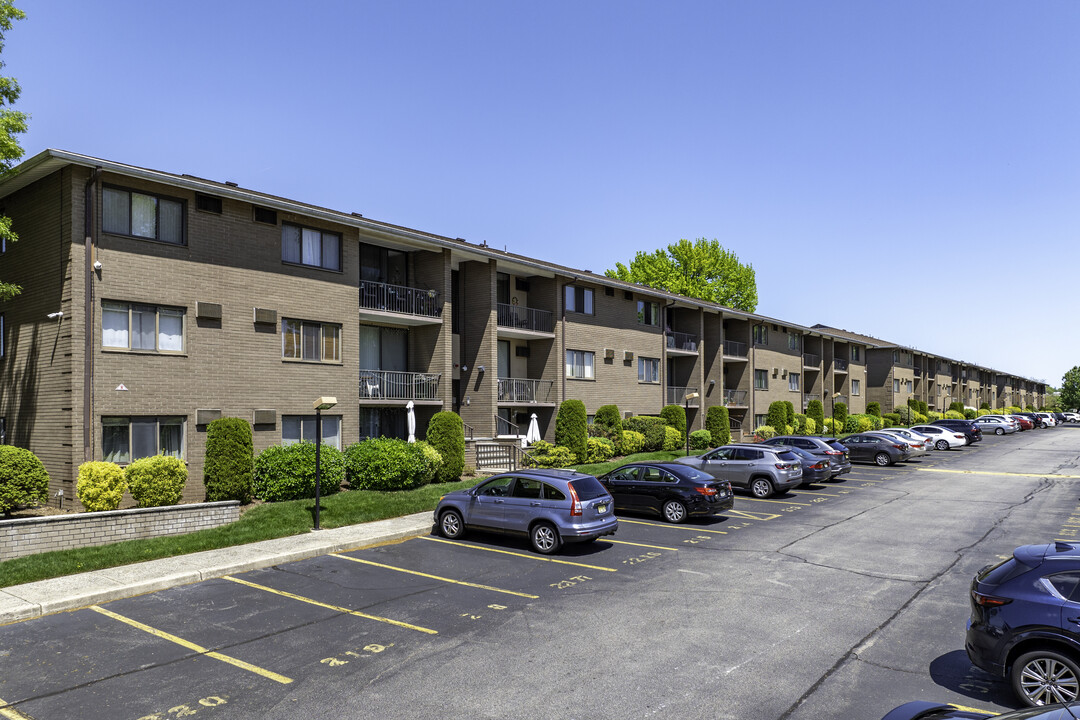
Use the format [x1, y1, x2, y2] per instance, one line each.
[803, 352, 820, 367]
[359, 281, 442, 318]
[494, 414, 520, 436]
[497, 377, 554, 403]
[666, 331, 699, 352]
[463, 422, 474, 441]
[667, 386, 700, 406]
[834, 358, 849, 372]
[723, 388, 748, 406]
[723, 340, 748, 357]
[729, 418, 743, 430]
[497, 303, 553, 333]
[359, 370, 441, 400]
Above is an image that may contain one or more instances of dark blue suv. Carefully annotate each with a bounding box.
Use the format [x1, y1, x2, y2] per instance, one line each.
[966, 542, 1080, 707]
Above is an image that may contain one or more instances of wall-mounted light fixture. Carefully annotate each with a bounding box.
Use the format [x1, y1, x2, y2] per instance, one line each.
[47, 312, 64, 320]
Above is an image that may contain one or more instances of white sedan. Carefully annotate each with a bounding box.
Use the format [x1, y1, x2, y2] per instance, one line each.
[910, 424, 968, 450]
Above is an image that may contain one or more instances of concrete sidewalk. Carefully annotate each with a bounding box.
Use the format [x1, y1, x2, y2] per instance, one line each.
[0, 511, 435, 625]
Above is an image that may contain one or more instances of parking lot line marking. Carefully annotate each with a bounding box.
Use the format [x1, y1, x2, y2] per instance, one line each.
[0, 697, 35, 720]
[790, 490, 842, 497]
[88, 605, 294, 684]
[918, 468, 1080, 479]
[725, 509, 782, 521]
[617, 518, 727, 534]
[329, 554, 539, 598]
[603, 539, 681, 551]
[421, 537, 617, 572]
[948, 704, 998, 714]
[222, 576, 438, 634]
[738, 497, 811, 506]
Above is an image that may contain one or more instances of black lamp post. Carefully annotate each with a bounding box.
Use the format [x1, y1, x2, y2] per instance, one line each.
[684, 392, 699, 456]
[312, 396, 337, 531]
[831, 392, 841, 437]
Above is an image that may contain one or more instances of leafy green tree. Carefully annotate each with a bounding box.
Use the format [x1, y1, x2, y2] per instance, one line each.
[1062, 368, 1080, 411]
[605, 238, 757, 311]
[0, 1, 27, 302]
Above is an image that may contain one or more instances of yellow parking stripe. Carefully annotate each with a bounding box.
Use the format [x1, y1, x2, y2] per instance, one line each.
[223, 576, 437, 634]
[422, 537, 617, 572]
[89, 605, 293, 684]
[617, 518, 727, 534]
[949, 703, 999, 714]
[603, 539, 680, 551]
[0, 697, 34, 720]
[330, 553, 538, 599]
[919, 468, 1080, 479]
[790, 490, 842, 497]
[725, 509, 781, 521]
[739, 497, 810, 506]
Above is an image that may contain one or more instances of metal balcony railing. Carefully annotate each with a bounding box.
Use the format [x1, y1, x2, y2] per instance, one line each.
[803, 393, 818, 410]
[834, 358, 849, 372]
[497, 378, 555, 403]
[803, 352, 820, 368]
[667, 386, 700, 406]
[666, 331, 699, 352]
[723, 340, 748, 358]
[723, 389, 748, 406]
[359, 370, 441, 400]
[833, 395, 849, 407]
[359, 281, 442, 318]
[497, 303, 554, 333]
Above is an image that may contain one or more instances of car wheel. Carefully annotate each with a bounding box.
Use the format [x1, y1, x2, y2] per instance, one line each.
[874, 452, 892, 466]
[530, 522, 562, 555]
[996, 427, 1005, 435]
[438, 509, 465, 539]
[750, 478, 773, 498]
[1011, 650, 1080, 707]
[935, 440, 949, 451]
[662, 499, 687, 523]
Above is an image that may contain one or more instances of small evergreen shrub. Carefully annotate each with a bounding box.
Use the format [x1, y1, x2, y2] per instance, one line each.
[980, 402, 990, 410]
[754, 425, 778, 440]
[77, 461, 126, 512]
[794, 413, 808, 434]
[555, 399, 588, 463]
[204, 417, 253, 504]
[593, 404, 622, 446]
[897, 406, 914, 424]
[706, 406, 731, 446]
[949, 401, 965, 414]
[918, 401, 928, 414]
[833, 402, 848, 429]
[803, 417, 817, 435]
[585, 437, 616, 464]
[884, 413, 902, 427]
[823, 418, 837, 434]
[914, 412, 928, 424]
[0, 446, 50, 515]
[963, 408, 977, 420]
[689, 430, 712, 451]
[927, 411, 943, 421]
[624, 416, 665, 434]
[525, 440, 576, 469]
[662, 426, 682, 451]
[784, 401, 795, 428]
[344, 438, 436, 491]
[806, 399, 825, 431]
[125, 455, 186, 508]
[844, 415, 860, 433]
[254, 443, 345, 501]
[866, 402, 881, 417]
[855, 415, 873, 432]
[977, 409, 990, 417]
[944, 410, 965, 420]
[427, 411, 465, 483]
[766, 402, 787, 434]
[620, 430, 645, 455]
[660, 404, 687, 440]
[642, 423, 666, 451]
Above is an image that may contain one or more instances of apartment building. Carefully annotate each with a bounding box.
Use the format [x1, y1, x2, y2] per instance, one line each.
[0, 150, 1046, 505]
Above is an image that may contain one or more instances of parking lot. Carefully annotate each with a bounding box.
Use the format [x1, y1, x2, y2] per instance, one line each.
[2, 427, 1080, 719]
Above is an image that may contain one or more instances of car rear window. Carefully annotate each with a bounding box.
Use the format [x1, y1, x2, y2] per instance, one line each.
[977, 557, 1033, 586]
[776, 451, 799, 462]
[677, 467, 714, 482]
[569, 477, 608, 500]
[826, 440, 847, 451]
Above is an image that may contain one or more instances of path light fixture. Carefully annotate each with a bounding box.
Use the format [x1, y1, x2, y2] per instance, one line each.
[684, 392, 699, 456]
[312, 396, 337, 531]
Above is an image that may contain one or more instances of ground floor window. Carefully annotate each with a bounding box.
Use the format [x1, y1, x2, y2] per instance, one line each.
[102, 416, 184, 464]
[754, 414, 768, 428]
[358, 407, 406, 441]
[282, 415, 342, 449]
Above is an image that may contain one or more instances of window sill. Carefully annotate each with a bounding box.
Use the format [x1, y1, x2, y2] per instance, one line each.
[638, 381, 660, 385]
[566, 376, 595, 381]
[282, 358, 344, 366]
[102, 348, 188, 357]
[281, 260, 344, 275]
[102, 231, 187, 248]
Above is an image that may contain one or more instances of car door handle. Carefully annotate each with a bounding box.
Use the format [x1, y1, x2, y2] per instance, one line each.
[493, 499, 504, 504]
[1069, 617, 1080, 624]
[530, 501, 542, 506]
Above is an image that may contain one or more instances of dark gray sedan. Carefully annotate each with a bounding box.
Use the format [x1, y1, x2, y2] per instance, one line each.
[761, 435, 851, 478]
[842, 433, 911, 466]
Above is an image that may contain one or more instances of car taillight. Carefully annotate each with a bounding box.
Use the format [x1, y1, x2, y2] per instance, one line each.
[825, 449, 842, 455]
[954, 434, 964, 439]
[892, 444, 905, 450]
[695, 486, 717, 496]
[812, 462, 826, 469]
[972, 590, 1012, 607]
[567, 482, 582, 516]
[776, 463, 793, 470]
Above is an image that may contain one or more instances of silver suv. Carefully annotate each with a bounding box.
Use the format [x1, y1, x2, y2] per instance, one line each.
[674, 443, 803, 498]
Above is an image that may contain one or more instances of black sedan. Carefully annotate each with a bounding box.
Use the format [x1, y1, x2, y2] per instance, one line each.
[842, 433, 911, 466]
[788, 446, 832, 485]
[598, 462, 734, 523]
[882, 700, 1080, 719]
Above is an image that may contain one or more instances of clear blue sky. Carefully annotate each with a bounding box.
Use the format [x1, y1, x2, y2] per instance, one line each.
[8, 1, 1078, 386]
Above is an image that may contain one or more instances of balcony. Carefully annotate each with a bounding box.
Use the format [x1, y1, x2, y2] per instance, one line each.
[723, 388, 748, 407]
[723, 340, 748, 360]
[666, 331, 699, 356]
[497, 303, 554, 339]
[359, 281, 443, 326]
[667, 386, 700, 406]
[497, 378, 555, 405]
[914, 367, 922, 377]
[832, 395, 849, 407]
[803, 393, 818, 410]
[833, 358, 849, 373]
[803, 352, 820, 369]
[359, 370, 442, 403]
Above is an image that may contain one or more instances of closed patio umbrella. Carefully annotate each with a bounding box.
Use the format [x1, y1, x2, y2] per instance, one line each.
[406, 400, 416, 443]
[525, 413, 541, 445]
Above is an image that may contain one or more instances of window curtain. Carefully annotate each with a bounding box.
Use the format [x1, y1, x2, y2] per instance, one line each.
[102, 303, 129, 348]
[159, 419, 183, 458]
[358, 325, 380, 370]
[282, 225, 302, 264]
[301, 228, 322, 266]
[158, 309, 183, 352]
[302, 322, 320, 360]
[102, 418, 129, 463]
[131, 193, 157, 239]
[322, 325, 340, 362]
[159, 199, 183, 244]
[281, 417, 302, 445]
[103, 188, 129, 235]
[130, 305, 155, 350]
[322, 233, 340, 271]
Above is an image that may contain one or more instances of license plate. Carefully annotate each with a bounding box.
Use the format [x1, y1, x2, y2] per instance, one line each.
[597, 504, 608, 514]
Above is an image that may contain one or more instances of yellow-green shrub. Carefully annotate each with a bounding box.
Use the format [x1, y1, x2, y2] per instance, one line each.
[754, 425, 777, 439]
[77, 461, 126, 512]
[620, 430, 645, 455]
[125, 455, 186, 508]
[662, 426, 682, 451]
[803, 417, 817, 435]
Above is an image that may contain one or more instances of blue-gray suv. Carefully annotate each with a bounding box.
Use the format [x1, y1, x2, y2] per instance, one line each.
[434, 469, 618, 554]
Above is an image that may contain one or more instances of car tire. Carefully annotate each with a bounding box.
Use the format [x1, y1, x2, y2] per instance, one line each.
[662, 499, 687, 523]
[750, 478, 773, 498]
[935, 440, 949, 451]
[1011, 649, 1080, 707]
[996, 427, 1005, 435]
[530, 522, 562, 555]
[438, 509, 465, 539]
[874, 452, 892, 466]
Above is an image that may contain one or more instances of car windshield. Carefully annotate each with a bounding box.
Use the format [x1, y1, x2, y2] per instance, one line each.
[569, 477, 608, 500]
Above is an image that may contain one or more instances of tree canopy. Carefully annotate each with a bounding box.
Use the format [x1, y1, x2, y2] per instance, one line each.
[0, 0, 27, 302]
[1060, 370, 1080, 411]
[604, 238, 757, 312]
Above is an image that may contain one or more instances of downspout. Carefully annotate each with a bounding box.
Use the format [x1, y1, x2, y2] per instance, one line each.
[83, 167, 100, 463]
[662, 300, 676, 410]
[561, 277, 573, 402]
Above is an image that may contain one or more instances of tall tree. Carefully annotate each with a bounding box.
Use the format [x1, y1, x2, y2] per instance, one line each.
[0, 0, 27, 302]
[1058, 372, 1079, 410]
[605, 238, 757, 312]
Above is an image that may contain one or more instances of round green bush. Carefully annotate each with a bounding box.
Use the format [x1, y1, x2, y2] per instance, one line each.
[427, 412, 464, 483]
[689, 429, 712, 451]
[944, 410, 965, 420]
[866, 402, 881, 417]
[963, 408, 977, 420]
[125, 455, 187, 508]
[927, 411, 943, 421]
[856, 415, 873, 432]
[806, 399, 825, 431]
[794, 413, 808, 434]
[0, 446, 50, 515]
[77, 461, 126, 512]
[585, 437, 616, 464]
[594, 404, 622, 435]
[843, 415, 860, 433]
[660, 404, 686, 440]
[555, 399, 588, 463]
[803, 417, 817, 434]
[949, 401, 965, 414]
[706, 406, 731, 447]
[204, 417, 253, 504]
[254, 443, 344, 502]
[918, 401, 928, 414]
[754, 425, 777, 440]
[416, 441, 443, 477]
[913, 412, 928, 424]
[641, 423, 666, 452]
[624, 416, 665, 434]
[343, 438, 435, 491]
[620, 430, 645, 455]
[883, 413, 902, 427]
[662, 425, 682, 451]
[525, 440, 576, 469]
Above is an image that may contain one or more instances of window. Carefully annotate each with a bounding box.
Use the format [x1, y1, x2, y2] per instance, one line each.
[360, 243, 407, 285]
[566, 349, 594, 379]
[102, 416, 184, 464]
[852, 379, 861, 396]
[789, 372, 800, 391]
[753, 325, 768, 346]
[851, 346, 861, 361]
[358, 407, 406, 440]
[282, 223, 341, 271]
[754, 368, 768, 390]
[0, 417, 5, 444]
[906, 380, 913, 393]
[103, 187, 184, 245]
[196, 194, 222, 214]
[282, 319, 341, 362]
[892, 350, 899, 363]
[253, 206, 278, 225]
[282, 415, 341, 449]
[0, 312, 4, 357]
[102, 302, 185, 353]
[788, 334, 800, 351]
[565, 285, 594, 314]
[637, 300, 659, 326]
[638, 357, 660, 383]
[893, 379, 900, 393]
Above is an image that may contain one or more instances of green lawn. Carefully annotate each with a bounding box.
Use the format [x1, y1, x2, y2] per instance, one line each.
[0, 451, 685, 588]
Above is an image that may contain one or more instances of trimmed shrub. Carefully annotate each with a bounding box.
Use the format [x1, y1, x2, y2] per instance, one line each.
[823, 418, 837, 434]
[883, 413, 901, 427]
[843, 415, 860, 434]
[913, 412, 928, 424]
[944, 410, 965, 420]
[980, 402, 990, 410]
[642, 424, 666, 451]
[427, 411, 465, 483]
[963, 408, 977, 420]
[204, 417, 253, 504]
[896, 406, 914, 424]
[556, 399, 588, 463]
[344, 438, 438, 491]
[0, 446, 50, 515]
[586, 437, 616, 464]
[927, 411, 943, 421]
[866, 402, 881, 417]
[660, 404, 687, 440]
[754, 425, 778, 440]
[949, 401, 965, 414]
[620, 430, 645, 455]
[806, 399, 825, 432]
[254, 443, 345, 502]
[593, 404, 623, 446]
[855, 415, 873, 432]
[833, 402, 848, 431]
[706, 406, 731, 447]
[794, 413, 808, 434]
[918, 401, 928, 415]
[977, 409, 990, 417]
[525, 440, 576, 469]
[125, 455, 187, 508]
[766, 402, 787, 434]
[689, 429, 712, 451]
[784, 401, 795, 428]
[803, 417, 817, 435]
[77, 461, 126, 512]
[626, 417, 667, 451]
[662, 426, 682, 451]
[624, 416, 665, 434]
